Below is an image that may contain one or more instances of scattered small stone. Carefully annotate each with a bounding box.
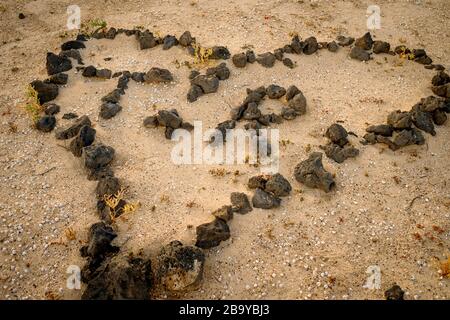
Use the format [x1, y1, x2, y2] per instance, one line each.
[282, 58, 295, 69]
[256, 52, 276, 68]
[350, 47, 371, 61]
[373, 41, 391, 54]
[100, 102, 122, 119]
[30, 80, 59, 104]
[83, 143, 115, 170]
[96, 69, 112, 79]
[156, 241, 204, 292]
[206, 63, 230, 80]
[190, 75, 219, 94]
[303, 36, 319, 55]
[387, 110, 412, 129]
[46, 52, 72, 75]
[327, 41, 339, 52]
[69, 125, 96, 157]
[195, 219, 230, 249]
[246, 50, 256, 63]
[252, 188, 281, 209]
[212, 205, 233, 222]
[266, 85, 286, 99]
[82, 65, 98, 77]
[326, 123, 348, 147]
[43, 103, 60, 115]
[230, 192, 252, 214]
[137, 30, 157, 50]
[232, 53, 247, 68]
[294, 152, 335, 192]
[179, 31, 194, 47]
[210, 46, 231, 60]
[36, 115, 56, 132]
[384, 284, 405, 300]
[46, 73, 69, 85]
[144, 67, 173, 83]
[336, 35, 354, 47]
[355, 32, 374, 50]
[163, 35, 178, 50]
[62, 112, 78, 120]
[61, 40, 86, 51]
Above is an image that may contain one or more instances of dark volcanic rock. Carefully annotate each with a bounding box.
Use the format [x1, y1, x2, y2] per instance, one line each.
[274, 48, 284, 61]
[336, 35, 354, 47]
[96, 69, 112, 79]
[266, 85, 286, 99]
[100, 102, 122, 120]
[432, 83, 450, 98]
[187, 84, 204, 102]
[372, 41, 391, 54]
[322, 143, 359, 164]
[137, 30, 157, 50]
[179, 31, 194, 47]
[70, 125, 96, 157]
[46, 52, 72, 75]
[143, 115, 159, 128]
[156, 241, 205, 292]
[327, 41, 339, 52]
[411, 108, 436, 135]
[82, 65, 98, 77]
[190, 75, 219, 94]
[157, 109, 182, 129]
[432, 71, 450, 87]
[326, 123, 349, 147]
[195, 219, 230, 249]
[286, 85, 301, 101]
[47, 73, 69, 85]
[130, 72, 145, 83]
[350, 47, 370, 61]
[30, 80, 58, 104]
[433, 109, 447, 125]
[101, 89, 122, 104]
[206, 63, 230, 80]
[163, 35, 179, 50]
[294, 152, 335, 192]
[36, 115, 56, 132]
[43, 103, 60, 115]
[288, 92, 307, 115]
[230, 192, 252, 214]
[252, 188, 281, 209]
[61, 40, 85, 51]
[232, 53, 247, 68]
[212, 205, 233, 222]
[60, 49, 83, 65]
[62, 113, 78, 120]
[256, 52, 276, 68]
[81, 255, 152, 300]
[210, 46, 231, 60]
[290, 35, 302, 54]
[144, 67, 173, 83]
[303, 36, 319, 55]
[96, 176, 121, 198]
[248, 175, 268, 190]
[417, 96, 444, 112]
[265, 173, 292, 197]
[282, 58, 295, 69]
[355, 32, 374, 50]
[243, 102, 262, 120]
[387, 110, 412, 129]
[83, 143, 115, 170]
[80, 222, 119, 262]
[366, 124, 393, 137]
[281, 107, 298, 120]
[246, 50, 256, 63]
[384, 284, 405, 300]
[392, 129, 425, 148]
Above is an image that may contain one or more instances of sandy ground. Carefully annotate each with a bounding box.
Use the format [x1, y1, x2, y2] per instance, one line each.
[0, 0, 449, 300]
